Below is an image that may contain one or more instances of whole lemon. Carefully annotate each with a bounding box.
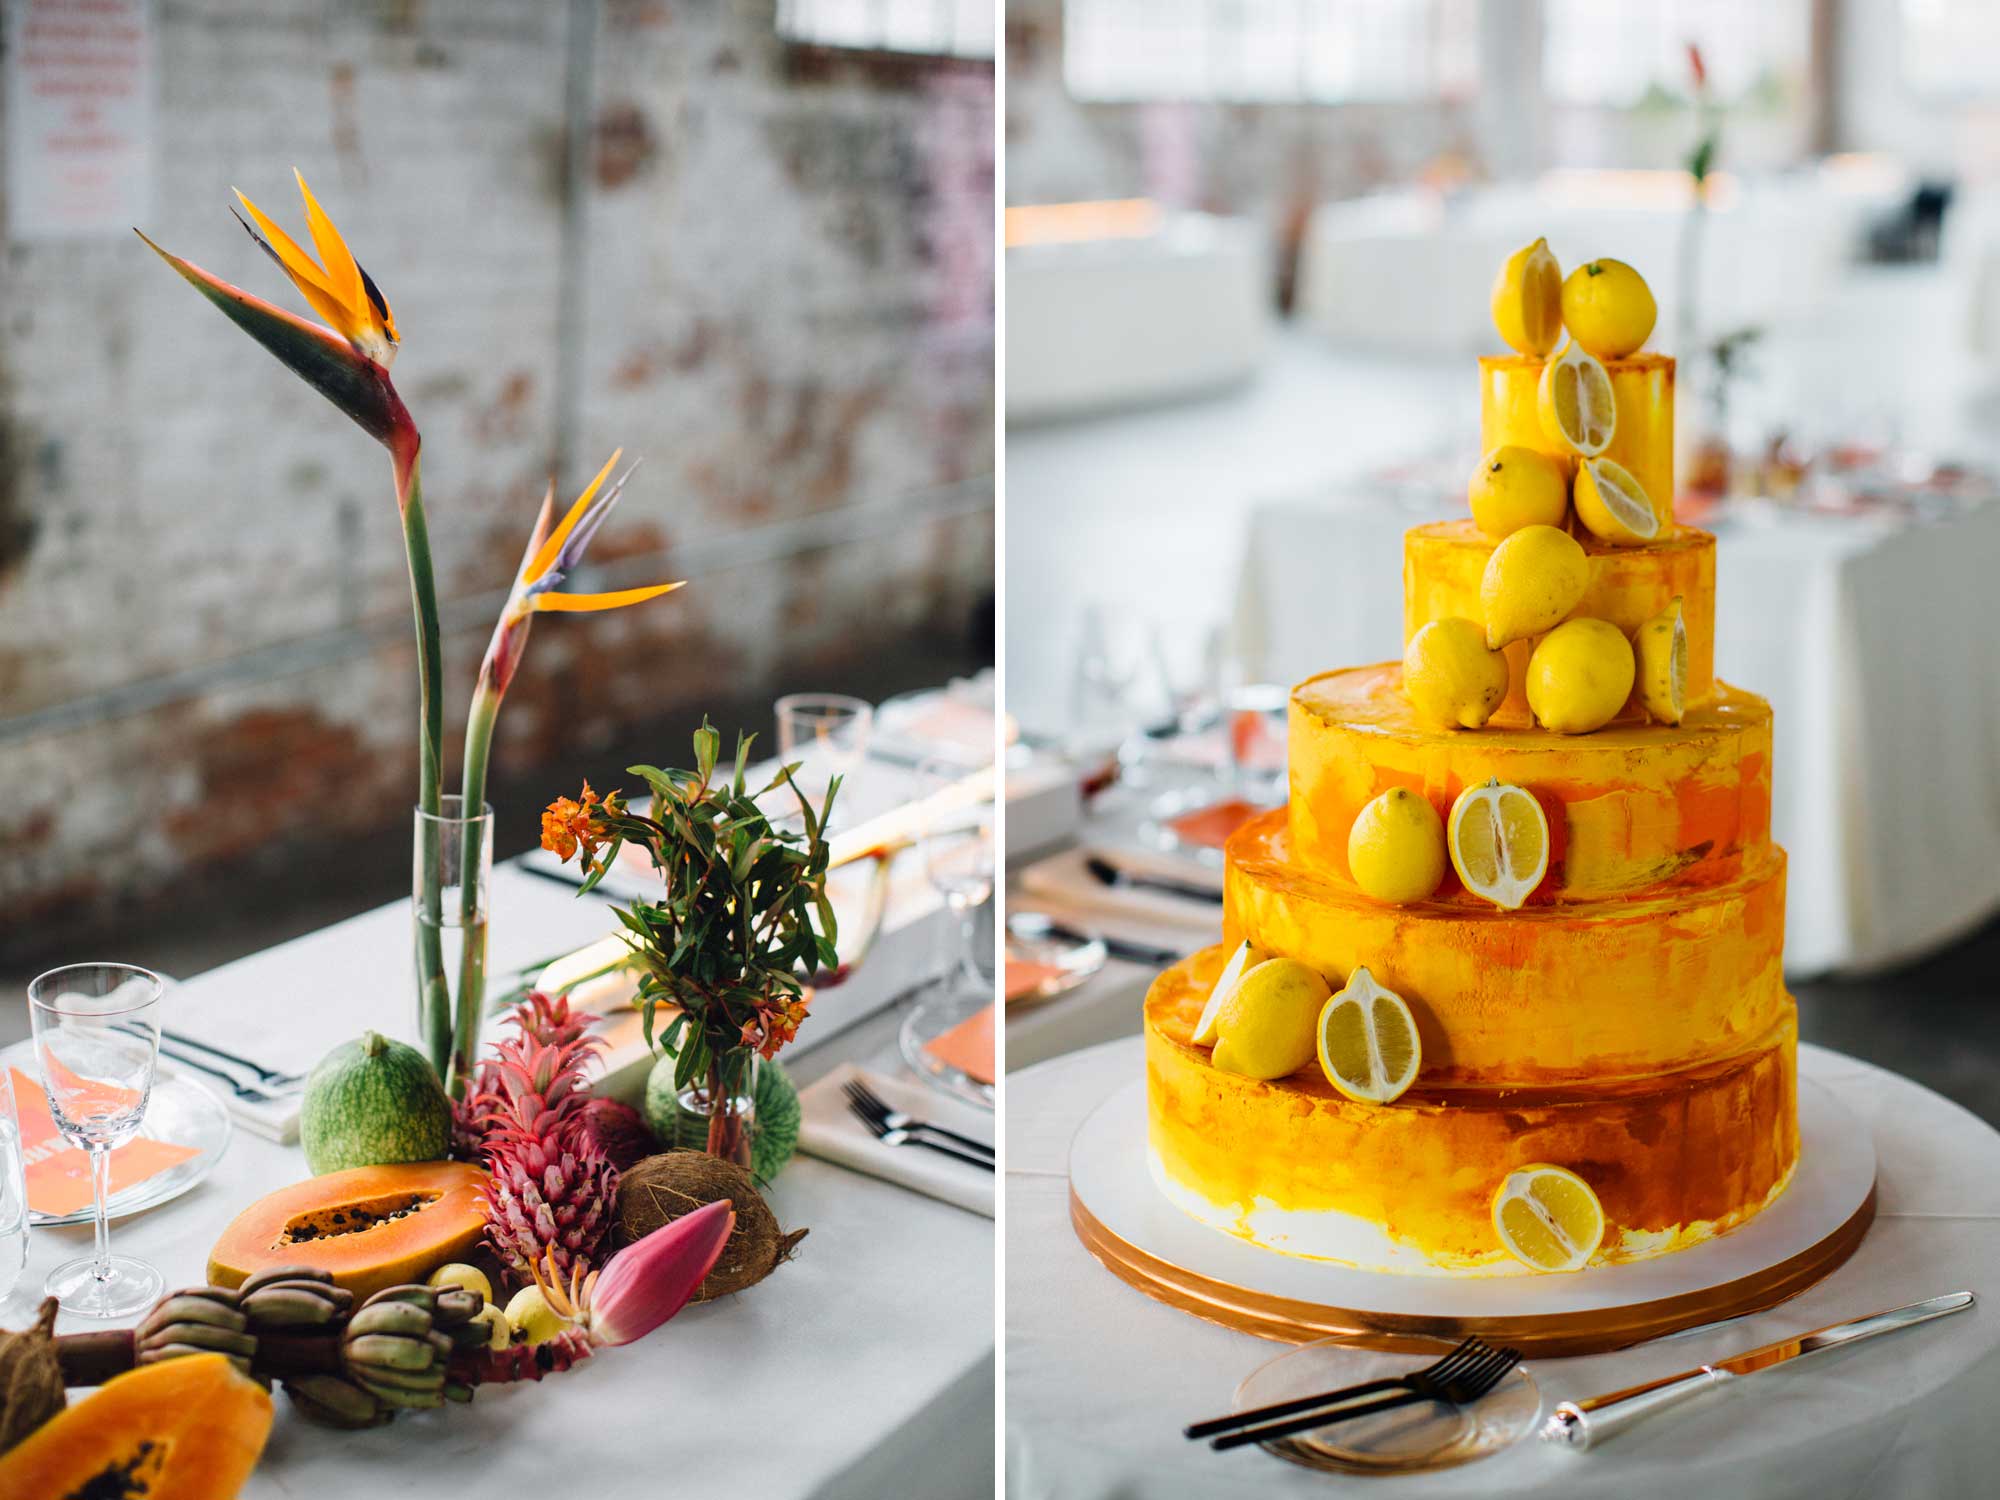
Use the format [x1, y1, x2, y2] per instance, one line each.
[1560, 260, 1656, 360]
[1347, 787, 1447, 905]
[1526, 618, 1636, 734]
[1481, 524, 1590, 649]
[1468, 446, 1568, 538]
[1404, 617, 1510, 730]
[1209, 958, 1331, 1080]
[1490, 237, 1563, 358]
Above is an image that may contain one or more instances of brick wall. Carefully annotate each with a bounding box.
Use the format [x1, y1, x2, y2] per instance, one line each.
[0, 0, 994, 946]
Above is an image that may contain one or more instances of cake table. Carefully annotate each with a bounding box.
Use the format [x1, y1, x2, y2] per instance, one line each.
[1006, 1039, 2000, 1499]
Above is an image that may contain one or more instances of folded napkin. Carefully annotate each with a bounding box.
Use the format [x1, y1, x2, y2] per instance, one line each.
[1016, 846, 1223, 938]
[797, 1063, 994, 1217]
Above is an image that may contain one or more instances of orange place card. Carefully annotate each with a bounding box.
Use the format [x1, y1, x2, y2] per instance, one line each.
[1004, 959, 1068, 1003]
[10, 1067, 200, 1218]
[1168, 797, 1261, 850]
[925, 1006, 995, 1085]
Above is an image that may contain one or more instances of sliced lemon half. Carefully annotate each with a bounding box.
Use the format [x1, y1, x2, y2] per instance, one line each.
[1634, 596, 1687, 725]
[1491, 237, 1563, 358]
[1574, 456, 1659, 545]
[1192, 938, 1267, 1046]
[1536, 341, 1616, 458]
[1447, 777, 1550, 909]
[1492, 1164, 1605, 1273]
[1316, 966, 1421, 1104]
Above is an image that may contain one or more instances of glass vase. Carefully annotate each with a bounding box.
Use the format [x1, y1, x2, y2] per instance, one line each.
[413, 796, 492, 1091]
[675, 1053, 760, 1170]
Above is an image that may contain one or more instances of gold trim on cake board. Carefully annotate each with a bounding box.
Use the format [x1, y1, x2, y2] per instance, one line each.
[1070, 1182, 1876, 1358]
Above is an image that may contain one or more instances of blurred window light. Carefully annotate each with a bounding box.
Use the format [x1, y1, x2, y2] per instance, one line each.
[778, 0, 995, 59]
[1902, 0, 2000, 97]
[1064, 0, 1479, 104]
[1541, 0, 1809, 110]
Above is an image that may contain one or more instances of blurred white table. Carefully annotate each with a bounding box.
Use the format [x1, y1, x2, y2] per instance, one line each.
[7, 814, 993, 1497]
[1006, 1038, 2000, 1500]
[1234, 496, 2000, 976]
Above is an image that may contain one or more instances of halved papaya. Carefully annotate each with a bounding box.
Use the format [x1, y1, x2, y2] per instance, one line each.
[208, 1160, 486, 1298]
[0, 1352, 272, 1498]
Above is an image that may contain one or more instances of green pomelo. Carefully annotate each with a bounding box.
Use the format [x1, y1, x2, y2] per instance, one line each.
[300, 1031, 452, 1175]
[643, 1053, 801, 1183]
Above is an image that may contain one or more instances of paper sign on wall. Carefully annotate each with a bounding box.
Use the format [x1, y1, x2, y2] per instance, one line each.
[4, 0, 153, 240]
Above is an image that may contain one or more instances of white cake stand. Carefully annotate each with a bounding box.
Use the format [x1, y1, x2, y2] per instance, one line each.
[1068, 1053, 1877, 1356]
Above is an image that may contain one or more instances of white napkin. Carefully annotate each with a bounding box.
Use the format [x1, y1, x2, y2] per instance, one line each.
[1015, 846, 1223, 939]
[797, 1063, 994, 1217]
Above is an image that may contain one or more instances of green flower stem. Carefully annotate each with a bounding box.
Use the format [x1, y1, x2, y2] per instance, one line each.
[401, 455, 452, 1077]
[451, 682, 501, 1092]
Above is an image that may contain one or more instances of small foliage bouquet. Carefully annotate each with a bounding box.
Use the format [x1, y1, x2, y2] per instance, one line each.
[542, 721, 838, 1165]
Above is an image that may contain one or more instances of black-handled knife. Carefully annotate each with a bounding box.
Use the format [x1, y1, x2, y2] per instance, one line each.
[1083, 855, 1224, 905]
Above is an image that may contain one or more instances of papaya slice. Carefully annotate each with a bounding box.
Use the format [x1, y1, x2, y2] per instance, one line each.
[208, 1160, 486, 1298]
[0, 1352, 272, 1498]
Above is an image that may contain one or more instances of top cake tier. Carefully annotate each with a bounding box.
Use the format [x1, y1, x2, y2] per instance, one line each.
[1480, 352, 1674, 529]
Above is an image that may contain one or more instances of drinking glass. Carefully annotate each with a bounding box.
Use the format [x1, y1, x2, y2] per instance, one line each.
[900, 755, 998, 1106]
[775, 693, 874, 798]
[27, 964, 165, 1317]
[0, 1067, 28, 1302]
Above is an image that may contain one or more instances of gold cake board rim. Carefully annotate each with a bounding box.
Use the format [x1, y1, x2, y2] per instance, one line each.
[1070, 1181, 1875, 1358]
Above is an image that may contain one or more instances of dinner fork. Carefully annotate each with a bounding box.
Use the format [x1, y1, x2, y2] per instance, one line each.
[843, 1078, 994, 1158]
[844, 1087, 993, 1170]
[1192, 1337, 1522, 1451]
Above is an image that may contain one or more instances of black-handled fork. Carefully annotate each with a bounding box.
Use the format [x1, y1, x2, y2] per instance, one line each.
[1189, 1337, 1521, 1451]
[843, 1079, 994, 1160]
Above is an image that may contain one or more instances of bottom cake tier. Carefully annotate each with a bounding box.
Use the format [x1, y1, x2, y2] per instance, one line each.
[1146, 945, 1800, 1277]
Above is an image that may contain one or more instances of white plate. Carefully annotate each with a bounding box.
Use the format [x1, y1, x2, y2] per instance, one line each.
[3, 1040, 233, 1227]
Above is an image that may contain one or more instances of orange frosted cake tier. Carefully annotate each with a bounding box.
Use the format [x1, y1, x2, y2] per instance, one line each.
[1479, 353, 1675, 530]
[1290, 664, 1771, 899]
[1226, 809, 1787, 1085]
[1405, 520, 1715, 724]
[1146, 946, 1799, 1276]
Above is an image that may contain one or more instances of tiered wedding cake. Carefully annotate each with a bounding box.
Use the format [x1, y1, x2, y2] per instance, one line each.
[1144, 244, 1797, 1277]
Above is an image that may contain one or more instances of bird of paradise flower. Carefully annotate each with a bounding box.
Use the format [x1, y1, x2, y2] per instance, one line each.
[140, 174, 681, 1087]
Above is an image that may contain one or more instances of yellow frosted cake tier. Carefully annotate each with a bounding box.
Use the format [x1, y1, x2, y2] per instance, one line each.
[1480, 352, 1675, 526]
[1290, 663, 1771, 899]
[1405, 519, 1716, 724]
[1147, 946, 1798, 1275]
[1224, 809, 1788, 1086]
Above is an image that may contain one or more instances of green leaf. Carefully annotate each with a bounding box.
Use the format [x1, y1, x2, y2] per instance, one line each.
[694, 719, 720, 786]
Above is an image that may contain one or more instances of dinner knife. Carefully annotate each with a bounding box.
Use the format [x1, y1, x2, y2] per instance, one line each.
[1082, 855, 1224, 905]
[1542, 1291, 1975, 1451]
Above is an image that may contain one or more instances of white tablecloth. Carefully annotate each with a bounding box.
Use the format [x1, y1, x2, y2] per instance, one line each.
[1006, 1038, 2000, 1500]
[1234, 496, 2000, 975]
[6, 863, 994, 1499]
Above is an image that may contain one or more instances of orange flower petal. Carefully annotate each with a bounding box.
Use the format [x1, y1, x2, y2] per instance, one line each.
[513, 483, 558, 585]
[525, 449, 621, 584]
[293, 169, 370, 331]
[532, 581, 684, 613]
[232, 187, 352, 336]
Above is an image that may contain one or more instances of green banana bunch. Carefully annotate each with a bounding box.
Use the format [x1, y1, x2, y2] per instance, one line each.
[236, 1264, 354, 1331]
[283, 1373, 394, 1431]
[338, 1285, 481, 1411]
[135, 1286, 257, 1373]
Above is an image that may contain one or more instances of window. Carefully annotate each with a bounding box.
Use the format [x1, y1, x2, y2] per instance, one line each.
[1063, 0, 1479, 105]
[1541, 0, 1809, 110]
[777, 0, 995, 60]
[1902, 0, 2000, 98]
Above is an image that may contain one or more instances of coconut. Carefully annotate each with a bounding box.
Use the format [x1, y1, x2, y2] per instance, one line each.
[0, 1299, 65, 1454]
[578, 1097, 657, 1171]
[614, 1152, 807, 1301]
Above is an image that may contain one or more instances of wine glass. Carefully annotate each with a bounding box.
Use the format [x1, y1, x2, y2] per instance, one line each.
[899, 754, 997, 1107]
[28, 964, 165, 1317]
